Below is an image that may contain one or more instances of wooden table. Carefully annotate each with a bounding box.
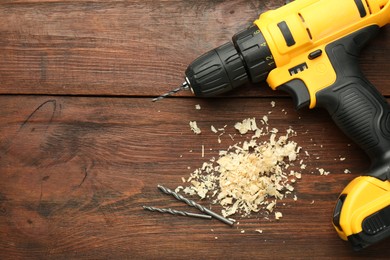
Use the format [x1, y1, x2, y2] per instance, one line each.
[0, 0, 389, 258]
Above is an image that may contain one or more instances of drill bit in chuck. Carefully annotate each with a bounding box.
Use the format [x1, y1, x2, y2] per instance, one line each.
[152, 81, 190, 102]
[143, 206, 212, 219]
[157, 184, 235, 226]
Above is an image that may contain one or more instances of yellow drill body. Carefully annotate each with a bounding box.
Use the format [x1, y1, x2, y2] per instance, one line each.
[256, 0, 390, 108]
[252, 0, 390, 250]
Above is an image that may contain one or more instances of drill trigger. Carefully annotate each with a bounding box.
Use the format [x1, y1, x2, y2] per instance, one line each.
[278, 79, 310, 110]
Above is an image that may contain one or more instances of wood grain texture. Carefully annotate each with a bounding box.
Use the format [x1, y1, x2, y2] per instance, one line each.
[0, 0, 388, 97]
[0, 0, 389, 259]
[0, 96, 388, 259]
[0, 0, 280, 96]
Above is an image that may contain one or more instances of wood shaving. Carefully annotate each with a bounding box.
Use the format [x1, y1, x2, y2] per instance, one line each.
[234, 118, 258, 134]
[275, 212, 283, 220]
[219, 125, 227, 131]
[195, 104, 201, 110]
[262, 115, 269, 125]
[318, 168, 330, 176]
[175, 186, 183, 193]
[189, 121, 201, 135]
[266, 201, 276, 212]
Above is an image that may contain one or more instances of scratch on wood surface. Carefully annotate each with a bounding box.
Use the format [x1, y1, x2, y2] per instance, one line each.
[20, 100, 57, 130]
[0, 99, 59, 163]
[79, 161, 95, 188]
[79, 167, 89, 188]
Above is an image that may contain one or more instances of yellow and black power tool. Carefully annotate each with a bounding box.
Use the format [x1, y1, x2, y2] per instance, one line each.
[155, 0, 390, 250]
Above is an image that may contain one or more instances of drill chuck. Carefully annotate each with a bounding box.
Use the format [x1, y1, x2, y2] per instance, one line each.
[185, 42, 248, 97]
[185, 25, 276, 97]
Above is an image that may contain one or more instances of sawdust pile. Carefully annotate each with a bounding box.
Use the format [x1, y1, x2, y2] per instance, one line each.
[177, 117, 304, 218]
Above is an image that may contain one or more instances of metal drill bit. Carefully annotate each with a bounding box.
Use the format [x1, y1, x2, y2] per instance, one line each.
[152, 81, 190, 102]
[142, 206, 212, 220]
[157, 184, 235, 226]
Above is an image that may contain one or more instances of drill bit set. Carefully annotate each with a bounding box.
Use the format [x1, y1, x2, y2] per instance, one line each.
[143, 184, 235, 226]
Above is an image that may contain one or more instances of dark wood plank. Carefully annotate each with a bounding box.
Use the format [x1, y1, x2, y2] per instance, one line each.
[1, 0, 390, 258]
[0, 0, 388, 97]
[0, 95, 388, 258]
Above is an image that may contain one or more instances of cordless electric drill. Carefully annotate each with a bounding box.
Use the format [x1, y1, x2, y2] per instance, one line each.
[156, 0, 390, 250]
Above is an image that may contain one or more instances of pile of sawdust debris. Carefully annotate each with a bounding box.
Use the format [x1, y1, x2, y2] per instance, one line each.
[177, 117, 304, 218]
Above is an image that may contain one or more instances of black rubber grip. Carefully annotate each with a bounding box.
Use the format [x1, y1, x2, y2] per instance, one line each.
[317, 26, 390, 180]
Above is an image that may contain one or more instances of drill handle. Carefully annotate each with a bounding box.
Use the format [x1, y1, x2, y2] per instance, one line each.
[316, 26, 390, 180]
